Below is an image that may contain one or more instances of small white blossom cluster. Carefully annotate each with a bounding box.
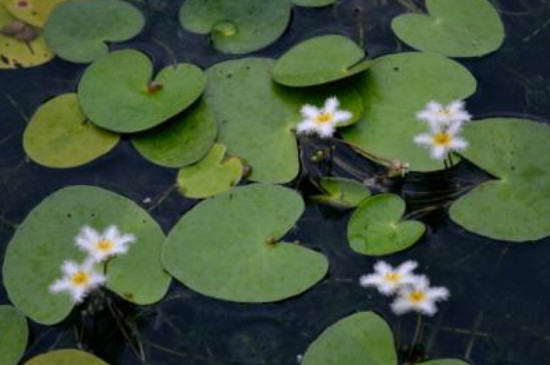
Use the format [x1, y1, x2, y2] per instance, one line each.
[413, 100, 470, 161]
[359, 261, 449, 316]
[49, 226, 136, 303]
[296, 97, 352, 138]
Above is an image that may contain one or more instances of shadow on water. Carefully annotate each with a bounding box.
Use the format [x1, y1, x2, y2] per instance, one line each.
[1, 0, 550, 364]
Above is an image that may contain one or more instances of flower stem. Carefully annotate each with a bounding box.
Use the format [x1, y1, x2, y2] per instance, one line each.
[408, 314, 423, 359]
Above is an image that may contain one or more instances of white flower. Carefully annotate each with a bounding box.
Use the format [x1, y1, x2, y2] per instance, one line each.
[297, 96, 352, 138]
[75, 225, 136, 263]
[413, 121, 468, 160]
[391, 276, 450, 316]
[416, 100, 471, 127]
[49, 259, 106, 303]
[359, 260, 421, 296]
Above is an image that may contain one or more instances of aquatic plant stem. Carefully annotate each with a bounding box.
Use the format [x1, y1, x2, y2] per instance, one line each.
[408, 314, 423, 359]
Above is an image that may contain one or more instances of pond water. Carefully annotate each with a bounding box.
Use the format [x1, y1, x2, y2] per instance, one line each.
[1, 0, 550, 364]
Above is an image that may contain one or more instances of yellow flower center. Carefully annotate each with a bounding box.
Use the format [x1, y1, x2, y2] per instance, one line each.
[433, 132, 451, 146]
[316, 112, 333, 124]
[71, 272, 90, 286]
[97, 239, 114, 252]
[384, 272, 401, 282]
[408, 290, 426, 303]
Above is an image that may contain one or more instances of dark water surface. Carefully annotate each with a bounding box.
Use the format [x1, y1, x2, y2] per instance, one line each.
[1, 0, 550, 364]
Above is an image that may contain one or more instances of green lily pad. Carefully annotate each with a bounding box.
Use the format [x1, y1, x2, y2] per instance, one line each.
[179, 0, 290, 54]
[205, 57, 362, 183]
[392, 0, 504, 58]
[419, 360, 470, 365]
[450, 118, 550, 242]
[23, 93, 119, 168]
[78, 50, 206, 133]
[342, 52, 477, 172]
[177, 144, 243, 199]
[24, 349, 108, 365]
[311, 177, 370, 209]
[162, 184, 329, 302]
[0, 5, 53, 69]
[302, 311, 397, 365]
[3, 186, 171, 325]
[1, 0, 68, 28]
[44, 0, 145, 63]
[348, 194, 425, 255]
[272, 35, 371, 87]
[291, 0, 336, 8]
[0, 305, 28, 365]
[131, 99, 217, 168]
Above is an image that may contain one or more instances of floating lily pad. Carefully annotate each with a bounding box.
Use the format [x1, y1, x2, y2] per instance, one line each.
[44, 0, 144, 63]
[291, 0, 337, 8]
[0, 306, 28, 365]
[177, 144, 243, 199]
[3, 186, 170, 325]
[419, 360, 470, 365]
[311, 177, 370, 209]
[131, 100, 217, 168]
[392, 0, 504, 58]
[1, 0, 68, 28]
[348, 194, 425, 255]
[78, 50, 206, 133]
[0, 6, 53, 69]
[205, 58, 362, 183]
[24, 349, 108, 365]
[342, 52, 476, 172]
[302, 311, 397, 365]
[272, 35, 371, 87]
[179, 0, 290, 54]
[162, 184, 329, 302]
[23, 93, 119, 168]
[450, 118, 550, 242]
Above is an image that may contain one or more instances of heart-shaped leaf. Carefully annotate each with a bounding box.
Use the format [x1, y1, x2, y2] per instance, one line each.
[205, 57, 362, 183]
[0, 305, 28, 365]
[450, 118, 550, 241]
[272, 35, 371, 87]
[177, 144, 243, 199]
[44, 0, 145, 63]
[1, 0, 68, 27]
[348, 194, 425, 255]
[162, 184, 329, 302]
[302, 311, 397, 365]
[78, 50, 206, 133]
[0, 5, 53, 69]
[291, 0, 336, 8]
[24, 350, 108, 365]
[179, 0, 290, 54]
[311, 177, 370, 209]
[392, 0, 504, 58]
[3, 186, 171, 325]
[23, 93, 119, 168]
[131, 99, 217, 168]
[342, 52, 477, 172]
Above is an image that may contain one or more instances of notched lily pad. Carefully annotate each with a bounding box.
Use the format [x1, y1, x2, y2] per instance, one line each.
[0, 305, 28, 365]
[392, 0, 504, 58]
[132, 99, 217, 168]
[44, 0, 145, 63]
[177, 143, 243, 199]
[23, 93, 119, 168]
[3, 186, 170, 325]
[291, 0, 337, 8]
[311, 177, 370, 209]
[24, 349, 108, 365]
[272, 35, 371, 87]
[450, 118, 550, 242]
[0, 5, 53, 69]
[342, 52, 477, 172]
[78, 50, 206, 133]
[348, 193, 425, 255]
[1, 0, 68, 28]
[179, 0, 290, 54]
[162, 184, 329, 302]
[302, 311, 397, 365]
